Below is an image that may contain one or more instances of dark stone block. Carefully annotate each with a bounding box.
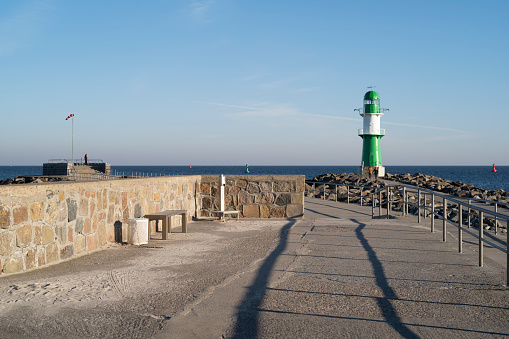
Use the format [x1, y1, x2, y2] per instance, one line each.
[60, 244, 74, 259]
[75, 218, 84, 234]
[275, 193, 291, 206]
[134, 203, 142, 218]
[66, 198, 77, 222]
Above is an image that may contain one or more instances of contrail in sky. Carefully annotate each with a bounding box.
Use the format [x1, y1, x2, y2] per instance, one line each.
[304, 113, 468, 133]
[206, 104, 468, 134]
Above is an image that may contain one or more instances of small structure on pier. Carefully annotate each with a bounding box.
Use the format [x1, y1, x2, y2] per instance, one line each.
[354, 89, 389, 178]
[43, 159, 111, 176]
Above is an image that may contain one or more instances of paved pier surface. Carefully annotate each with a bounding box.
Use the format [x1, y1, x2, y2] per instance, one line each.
[0, 197, 507, 338]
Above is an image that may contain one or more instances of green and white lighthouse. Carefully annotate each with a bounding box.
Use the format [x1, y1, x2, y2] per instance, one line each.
[355, 89, 389, 177]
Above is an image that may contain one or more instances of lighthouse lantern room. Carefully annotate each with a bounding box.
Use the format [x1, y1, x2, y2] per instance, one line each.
[354, 89, 388, 178]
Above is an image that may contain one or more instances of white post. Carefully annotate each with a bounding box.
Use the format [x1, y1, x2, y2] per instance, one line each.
[220, 174, 225, 212]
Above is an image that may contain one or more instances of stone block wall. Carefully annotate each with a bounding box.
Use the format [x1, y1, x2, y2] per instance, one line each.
[89, 163, 111, 175]
[199, 175, 304, 219]
[0, 174, 305, 276]
[0, 176, 199, 275]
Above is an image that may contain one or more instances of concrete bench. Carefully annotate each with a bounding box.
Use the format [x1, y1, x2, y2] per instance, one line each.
[212, 210, 240, 222]
[144, 210, 187, 240]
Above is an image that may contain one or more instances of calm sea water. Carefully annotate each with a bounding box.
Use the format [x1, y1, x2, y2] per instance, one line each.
[1, 165, 507, 192]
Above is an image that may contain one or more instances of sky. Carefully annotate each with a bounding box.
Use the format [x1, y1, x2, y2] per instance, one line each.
[1, 0, 508, 166]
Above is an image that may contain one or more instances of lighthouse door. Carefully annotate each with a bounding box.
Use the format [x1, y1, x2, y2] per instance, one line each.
[369, 153, 374, 166]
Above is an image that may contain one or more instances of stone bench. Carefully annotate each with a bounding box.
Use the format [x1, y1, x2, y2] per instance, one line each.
[144, 210, 187, 239]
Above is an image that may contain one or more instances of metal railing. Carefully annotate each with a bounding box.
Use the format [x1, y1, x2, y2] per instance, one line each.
[449, 196, 509, 235]
[67, 170, 172, 181]
[68, 171, 119, 181]
[371, 183, 509, 286]
[358, 128, 385, 135]
[111, 170, 171, 178]
[48, 159, 104, 164]
[305, 180, 383, 206]
[305, 180, 509, 286]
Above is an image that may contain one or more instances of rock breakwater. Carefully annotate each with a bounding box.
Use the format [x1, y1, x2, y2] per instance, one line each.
[386, 173, 509, 203]
[0, 176, 72, 185]
[309, 172, 509, 233]
[311, 172, 509, 205]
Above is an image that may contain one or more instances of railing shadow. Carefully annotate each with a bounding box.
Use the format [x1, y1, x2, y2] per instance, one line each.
[351, 218, 420, 338]
[232, 219, 296, 338]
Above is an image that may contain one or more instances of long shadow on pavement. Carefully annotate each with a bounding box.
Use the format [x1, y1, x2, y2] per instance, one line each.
[232, 219, 297, 339]
[352, 218, 420, 338]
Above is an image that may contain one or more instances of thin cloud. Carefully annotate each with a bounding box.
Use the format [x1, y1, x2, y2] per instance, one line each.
[304, 113, 468, 133]
[189, 1, 214, 23]
[382, 121, 467, 133]
[257, 78, 299, 89]
[304, 113, 360, 122]
[204, 102, 300, 118]
[232, 105, 299, 118]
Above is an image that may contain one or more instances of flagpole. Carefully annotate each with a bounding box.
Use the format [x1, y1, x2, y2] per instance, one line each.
[72, 116, 74, 166]
[66, 114, 75, 166]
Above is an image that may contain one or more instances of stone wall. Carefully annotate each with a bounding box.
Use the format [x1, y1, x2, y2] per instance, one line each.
[0, 176, 200, 275]
[89, 163, 111, 175]
[0, 174, 305, 276]
[199, 175, 304, 219]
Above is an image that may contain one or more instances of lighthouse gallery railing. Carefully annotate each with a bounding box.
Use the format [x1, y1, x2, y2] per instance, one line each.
[358, 128, 385, 135]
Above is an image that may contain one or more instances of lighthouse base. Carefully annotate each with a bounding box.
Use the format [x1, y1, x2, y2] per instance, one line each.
[360, 165, 385, 179]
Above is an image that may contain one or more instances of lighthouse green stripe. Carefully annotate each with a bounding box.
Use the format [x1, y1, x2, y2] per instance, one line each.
[361, 135, 383, 166]
[364, 103, 379, 114]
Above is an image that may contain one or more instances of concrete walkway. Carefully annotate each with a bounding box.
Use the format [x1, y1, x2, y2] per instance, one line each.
[0, 197, 507, 338]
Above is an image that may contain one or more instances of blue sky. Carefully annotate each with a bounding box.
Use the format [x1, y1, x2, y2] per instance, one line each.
[1, 0, 507, 166]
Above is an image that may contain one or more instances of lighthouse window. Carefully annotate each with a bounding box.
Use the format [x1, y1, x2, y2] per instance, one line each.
[364, 100, 379, 105]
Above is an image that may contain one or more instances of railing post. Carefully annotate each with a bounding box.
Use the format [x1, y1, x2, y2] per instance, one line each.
[431, 194, 435, 233]
[335, 185, 338, 202]
[422, 193, 426, 219]
[418, 190, 421, 223]
[360, 187, 363, 206]
[347, 186, 350, 204]
[371, 192, 374, 218]
[387, 186, 391, 219]
[402, 187, 406, 216]
[443, 198, 447, 242]
[468, 199, 471, 228]
[458, 204, 463, 253]
[494, 203, 498, 234]
[323, 184, 326, 200]
[312, 183, 315, 198]
[379, 190, 382, 216]
[479, 211, 484, 267]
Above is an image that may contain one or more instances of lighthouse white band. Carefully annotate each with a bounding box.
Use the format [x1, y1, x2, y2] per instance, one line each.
[361, 113, 383, 135]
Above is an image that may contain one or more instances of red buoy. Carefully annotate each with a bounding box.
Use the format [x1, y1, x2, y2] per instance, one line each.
[492, 164, 497, 172]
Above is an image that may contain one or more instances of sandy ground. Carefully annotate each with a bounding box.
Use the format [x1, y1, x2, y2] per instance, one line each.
[0, 220, 290, 339]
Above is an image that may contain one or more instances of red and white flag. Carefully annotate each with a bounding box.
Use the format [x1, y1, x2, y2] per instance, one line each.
[65, 114, 75, 120]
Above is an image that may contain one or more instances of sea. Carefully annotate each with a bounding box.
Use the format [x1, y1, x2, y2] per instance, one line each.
[0, 166, 507, 192]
